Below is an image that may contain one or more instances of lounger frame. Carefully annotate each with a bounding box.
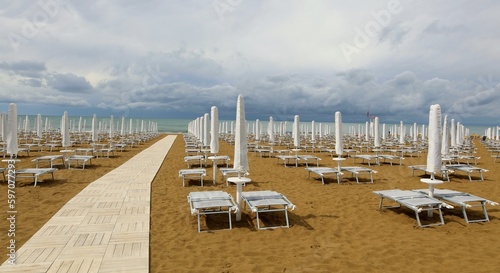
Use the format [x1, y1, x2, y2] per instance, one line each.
[188, 191, 238, 233]
[241, 191, 296, 230]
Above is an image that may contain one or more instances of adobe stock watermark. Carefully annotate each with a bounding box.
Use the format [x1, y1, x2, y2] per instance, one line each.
[450, 74, 497, 122]
[213, 0, 242, 20]
[339, 0, 405, 64]
[7, 0, 72, 52]
[4, 159, 17, 265]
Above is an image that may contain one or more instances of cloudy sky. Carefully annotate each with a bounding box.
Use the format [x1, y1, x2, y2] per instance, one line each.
[1, 0, 499, 125]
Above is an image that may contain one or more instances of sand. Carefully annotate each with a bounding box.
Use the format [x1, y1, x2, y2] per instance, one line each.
[150, 136, 500, 273]
[2, 134, 499, 273]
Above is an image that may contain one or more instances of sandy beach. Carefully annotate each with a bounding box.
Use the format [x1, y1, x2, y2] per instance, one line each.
[2, 134, 499, 273]
[150, 135, 500, 273]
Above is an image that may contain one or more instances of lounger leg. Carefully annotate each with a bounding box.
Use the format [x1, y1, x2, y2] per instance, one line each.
[284, 210, 290, 228]
[256, 211, 261, 230]
[197, 213, 201, 233]
[461, 206, 470, 224]
[415, 211, 423, 227]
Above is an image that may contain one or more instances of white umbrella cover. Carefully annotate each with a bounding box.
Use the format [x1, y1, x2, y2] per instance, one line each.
[210, 106, 219, 154]
[7, 103, 18, 157]
[426, 104, 442, 178]
[293, 115, 300, 148]
[335, 111, 343, 156]
[441, 115, 450, 156]
[62, 111, 70, 148]
[374, 117, 380, 147]
[233, 95, 249, 173]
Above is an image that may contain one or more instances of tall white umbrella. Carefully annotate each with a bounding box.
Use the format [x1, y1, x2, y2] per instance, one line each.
[61, 111, 70, 148]
[24, 115, 30, 134]
[441, 115, 450, 156]
[268, 116, 274, 144]
[293, 115, 300, 149]
[233, 95, 249, 221]
[7, 103, 18, 157]
[109, 115, 114, 140]
[91, 114, 98, 142]
[450, 119, 456, 148]
[374, 117, 380, 147]
[36, 114, 42, 138]
[311, 120, 316, 143]
[210, 106, 219, 154]
[203, 113, 210, 147]
[0, 112, 6, 141]
[335, 111, 343, 157]
[255, 119, 260, 141]
[399, 121, 405, 145]
[426, 104, 442, 179]
[120, 117, 125, 136]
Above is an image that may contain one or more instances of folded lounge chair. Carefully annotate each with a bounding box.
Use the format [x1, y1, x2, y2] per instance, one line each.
[414, 189, 498, 224]
[373, 189, 453, 227]
[241, 190, 296, 230]
[305, 167, 342, 184]
[187, 191, 238, 232]
[15, 168, 58, 187]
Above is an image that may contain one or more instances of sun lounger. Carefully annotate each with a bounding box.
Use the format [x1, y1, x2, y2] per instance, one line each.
[187, 191, 238, 232]
[445, 164, 488, 181]
[341, 166, 377, 183]
[241, 190, 296, 230]
[373, 189, 453, 227]
[219, 168, 248, 186]
[179, 169, 207, 187]
[413, 189, 498, 224]
[298, 155, 321, 167]
[351, 154, 379, 166]
[15, 168, 57, 187]
[65, 155, 94, 169]
[408, 165, 450, 182]
[378, 154, 404, 165]
[276, 155, 299, 167]
[31, 155, 64, 168]
[305, 167, 342, 184]
[184, 155, 205, 168]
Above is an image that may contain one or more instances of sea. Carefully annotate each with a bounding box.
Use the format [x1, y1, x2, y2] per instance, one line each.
[14, 115, 497, 137]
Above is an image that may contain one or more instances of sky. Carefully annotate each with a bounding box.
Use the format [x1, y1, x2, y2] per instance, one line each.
[1, 0, 499, 125]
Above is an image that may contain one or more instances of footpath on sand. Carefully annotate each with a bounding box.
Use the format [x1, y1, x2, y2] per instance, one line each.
[0, 135, 176, 273]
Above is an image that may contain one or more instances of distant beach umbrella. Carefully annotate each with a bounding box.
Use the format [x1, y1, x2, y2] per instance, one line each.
[210, 106, 219, 154]
[426, 104, 442, 179]
[268, 116, 274, 143]
[450, 119, 456, 148]
[293, 115, 300, 148]
[441, 115, 450, 156]
[374, 117, 380, 147]
[120, 117, 125, 136]
[62, 111, 70, 148]
[7, 103, 18, 157]
[24, 115, 30, 133]
[92, 114, 98, 142]
[36, 114, 42, 138]
[399, 121, 405, 145]
[0, 112, 6, 141]
[255, 119, 260, 141]
[203, 113, 210, 147]
[109, 115, 115, 140]
[335, 111, 343, 156]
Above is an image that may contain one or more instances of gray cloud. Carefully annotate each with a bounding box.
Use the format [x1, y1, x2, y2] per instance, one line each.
[46, 72, 93, 93]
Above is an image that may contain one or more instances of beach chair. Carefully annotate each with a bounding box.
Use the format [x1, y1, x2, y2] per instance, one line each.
[305, 167, 342, 184]
[219, 168, 248, 186]
[351, 154, 379, 166]
[276, 155, 299, 167]
[179, 169, 206, 187]
[408, 165, 450, 182]
[241, 190, 296, 230]
[341, 166, 377, 183]
[373, 189, 453, 227]
[414, 189, 498, 224]
[15, 168, 58, 187]
[184, 155, 205, 168]
[65, 155, 94, 169]
[31, 155, 64, 168]
[378, 154, 404, 166]
[298, 155, 321, 167]
[445, 164, 488, 181]
[187, 191, 238, 232]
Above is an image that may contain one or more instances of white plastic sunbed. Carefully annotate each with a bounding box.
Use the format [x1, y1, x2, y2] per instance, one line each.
[179, 169, 207, 187]
[241, 190, 296, 230]
[15, 168, 58, 187]
[341, 166, 377, 183]
[184, 155, 205, 168]
[187, 191, 238, 232]
[31, 155, 64, 168]
[408, 165, 451, 182]
[219, 168, 249, 186]
[413, 189, 498, 224]
[445, 164, 488, 181]
[378, 154, 404, 166]
[305, 167, 342, 184]
[373, 189, 453, 227]
[351, 154, 379, 166]
[65, 155, 94, 169]
[298, 155, 321, 167]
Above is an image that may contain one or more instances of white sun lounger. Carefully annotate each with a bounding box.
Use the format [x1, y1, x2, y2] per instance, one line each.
[65, 155, 94, 169]
[413, 189, 498, 224]
[408, 165, 450, 182]
[241, 190, 296, 230]
[184, 155, 205, 168]
[341, 166, 377, 183]
[373, 189, 453, 227]
[219, 168, 249, 186]
[305, 167, 342, 184]
[276, 155, 300, 167]
[187, 191, 238, 233]
[351, 154, 379, 166]
[445, 164, 488, 181]
[31, 155, 64, 168]
[378, 154, 404, 166]
[179, 169, 207, 187]
[298, 155, 321, 167]
[15, 168, 58, 187]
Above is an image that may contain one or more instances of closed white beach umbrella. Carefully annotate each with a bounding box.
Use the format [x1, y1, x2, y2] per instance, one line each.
[92, 114, 98, 142]
[450, 119, 456, 148]
[234, 95, 249, 174]
[374, 117, 380, 147]
[441, 115, 450, 156]
[62, 111, 70, 148]
[268, 116, 274, 143]
[7, 103, 18, 157]
[255, 119, 260, 141]
[109, 115, 114, 140]
[426, 104, 442, 179]
[335, 111, 343, 156]
[78, 116, 82, 133]
[121, 117, 125, 136]
[36, 114, 42, 138]
[311, 120, 316, 143]
[1, 112, 6, 141]
[24, 115, 30, 133]
[399, 121, 405, 145]
[293, 115, 300, 148]
[210, 106, 219, 154]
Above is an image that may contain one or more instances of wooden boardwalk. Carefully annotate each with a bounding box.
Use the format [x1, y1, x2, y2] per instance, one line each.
[0, 135, 177, 273]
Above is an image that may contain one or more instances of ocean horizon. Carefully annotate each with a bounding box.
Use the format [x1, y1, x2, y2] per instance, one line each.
[13, 114, 497, 137]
